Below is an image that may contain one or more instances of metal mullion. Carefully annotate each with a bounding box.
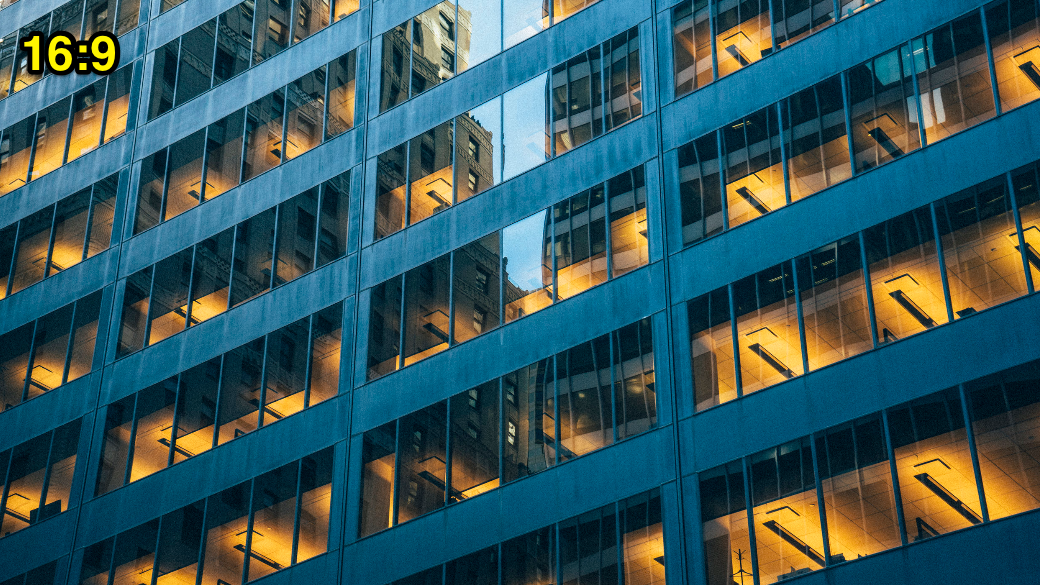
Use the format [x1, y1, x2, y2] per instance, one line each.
[82, 184, 97, 262]
[290, 458, 304, 564]
[553, 354, 560, 466]
[61, 296, 79, 385]
[930, 201, 956, 323]
[97, 73, 112, 153]
[4, 219, 20, 297]
[607, 328, 618, 443]
[709, 0, 719, 81]
[717, 130, 729, 230]
[35, 429, 58, 525]
[740, 457, 761, 585]
[498, 228, 505, 324]
[775, 101, 791, 206]
[1006, 170, 1035, 293]
[809, 432, 832, 565]
[287, 0, 299, 49]
[226, 223, 240, 312]
[193, 497, 211, 585]
[19, 318, 41, 403]
[728, 283, 742, 397]
[905, 40, 928, 149]
[208, 13, 220, 90]
[497, 376, 503, 487]
[141, 264, 158, 349]
[604, 177, 614, 280]
[25, 112, 42, 185]
[614, 500, 624, 584]
[407, 18, 416, 100]
[554, 521, 562, 585]
[157, 147, 173, 228]
[979, 6, 1002, 117]
[444, 393, 452, 506]
[322, 56, 332, 143]
[43, 202, 59, 279]
[404, 130, 413, 227]
[599, 41, 607, 137]
[552, 198, 558, 304]
[880, 409, 909, 546]
[199, 126, 213, 202]
[279, 81, 291, 165]
[256, 334, 271, 429]
[390, 419, 401, 525]
[123, 392, 141, 487]
[767, 0, 778, 54]
[148, 504, 164, 585]
[240, 477, 258, 585]
[397, 272, 407, 371]
[249, 0, 263, 69]
[302, 314, 316, 408]
[183, 245, 199, 328]
[957, 383, 990, 522]
[311, 183, 324, 270]
[105, 525, 119, 585]
[840, 71, 856, 177]
[112, 0, 122, 36]
[832, 0, 840, 22]
[791, 259, 810, 375]
[170, 38, 184, 109]
[269, 202, 282, 290]
[61, 93, 76, 166]
[238, 102, 251, 184]
[447, 247, 456, 345]
[858, 231, 879, 348]
[166, 372, 184, 468]
[209, 354, 226, 448]
[0, 445, 12, 535]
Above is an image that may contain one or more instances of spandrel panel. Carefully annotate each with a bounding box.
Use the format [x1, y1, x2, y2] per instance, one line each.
[308, 303, 343, 405]
[614, 317, 656, 439]
[449, 382, 500, 502]
[796, 237, 872, 371]
[10, 207, 54, 295]
[243, 89, 286, 181]
[217, 339, 265, 445]
[749, 439, 824, 583]
[503, 210, 552, 323]
[204, 109, 246, 199]
[326, 53, 357, 139]
[247, 462, 298, 582]
[619, 489, 665, 585]
[457, 0, 501, 73]
[608, 166, 648, 278]
[118, 268, 153, 357]
[408, 122, 454, 225]
[128, 379, 177, 483]
[95, 395, 134, 495]
[296, 449, 333, 562]
[30, 98, 71, 182]
[188, 228, 234, 327]
[175, 21, 217, 107]
[452, 233, 501, 344]
[230, 208, 277, 307]
[402, 254, 451, 367]
[733, 263, 803, 396]
[934, 179, 1027, 318]
[455, 97, 501, 203]
[162, 130, 207, 222]
[261, 318, 311, 424]
[172, 358, 221, 462]
[502, 73, 550, 182]
[147, 248, 193, 346]
[359, 422, 396, 537]
[285, 68, 326, 160]
[773, 0, 833, 49]
[273, 189, 319, 286]
[714, 0, 772, 78]
[201, 482, 250, 585]
[367, 277, 402, 381]
[678, 133, 724, 245]
[673, 0, 713, 98]
[846, 47, 920, 172]
[25, 304, 73, 399]
[782, 75, 851, 201]
[864, 207, 948, 344]
[888, 390, 983, 540]
[411, 2, 457, 98]
[396, 401, 448, 523]
[380, 22, 412, 112]
[700, 462, 751, 585]
[723, 106, 785, 229]
[215, 4, 254, 85]
[689, 287, 736, 411]
[815, 416, 901, 559]
[67, 80, 107, 163]
[987, 0, 1040, 112]
[557, 335, 612, 460]
[502, 358, 556, 483]
[503, 0, 547, 49]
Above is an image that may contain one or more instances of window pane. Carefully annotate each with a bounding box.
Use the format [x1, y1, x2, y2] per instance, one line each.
[359, 421, 397, 537]
[128, 378, 177, 483]
[503, 210, 553, 323]
[83, 0, 115, 35]
[67, 80, 107, 163]
[452, 233, 501, 344]
[673, 0, 713, 98]
[188, 228, 233, 326]
[502, 359, 556, 483]
[247, 462, 298, 581]
[326, 52, 357, 139]
[773, 0, 833, 48]
[273, 189, 318, 285]
[715, 0, 772, 78]
[749, 439, 823, 582]
[839, 0, 879, 18]
[446, 546, 497, 585]
[502, 73, 550, 181]
[201, 482, 250, 585]
[934, 178, 1026, 317]
[605, 28, 641, 129]
[559, 504, 618, 585]
[155, 500, 206, 585]
[118, 267, 153, 356]
[292, 0, 330, 43]
[967, 363, 1040, 519]
[614, 318, 657, 439]
[367, 277, 402, 380]
[454, 97, 500, 202]
[375, 142, 408, 240]
[987, 0, 1040, 112]
[261, 318, 310, 424]
[229, 208, 276, 307]
[80, 538, 115, 585]
[555, 188, 605, 300]
[42, 420, 80, 519]
[396, 401, 448, 523]
[149, 41, 179, 120]
[172, 358, 220, 462]
[678, 133, 724, 245]
[846, 46, 921, 173]
[163, 130, 207, 222]
[115, 0, 140, 35]
[733, 263, 802, 395]
[10, 207, 54, 295]
[214, 4, 254, 85]
[135, 150, 167, 234]
[243, 89, 286, 181]
[503, 0, 547, 49]
[502, 526, 555, 585]
[175, 22, 216, 107]
[333, 0, 359, 21]
[204, 109, 245, 199]
[0, 117, 34, 196]
[449, 381, 500, 502]
[911, 13, 996, 145]
[796, 237, 871, 371]
[816, 415, 901, 558]
[0, 225, 14, 299]
[111, 520, 159, 585]
[402, 254, 451, 366]
[307, 303, 342, 406]
[1, 432, 50, 533]
[380, 22, 411, 112]
[67, 291, 102, 382]
[552, 51, 598, 156]
[285, 68, 326, 159]
[723, 106, 784, 229]
[96, 395, 135, 495]
[609, 166, 648, 278]
[411, 2, 457, 98]
[50, 190, 91, 275]
[688, 287, 735, 411]
[620, 489, 665, 585]
[0, 35, 16, 101]
[864, 207, 948, 344]
[558, 336, 612, 460]
[457, 0, 501, 72]
[103, 65, 133, 143]
[1011, 163, 1040, 284]
[699, 462, 750, 585]
[408, 121, 454, 225]
[782, 75, 851, 201]
[30, 98, 71, 181]
[147, 248, 193, 346]
[316, 172, 350, 267]
[11, 16, 49, 93]
[253, 0, 292, 65]
[0, 323, 33, 411]
[296, 448, 333, 562]
[86, 175, 118, 259]
[217, 339, 265, 445]
[25, 304, 73, 399]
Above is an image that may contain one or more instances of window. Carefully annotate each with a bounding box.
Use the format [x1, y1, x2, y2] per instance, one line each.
[468, 137, 479, 159]
[688, 287, 736, 411]
[0, 420, 82, 537]
[700, 461, 750, 585]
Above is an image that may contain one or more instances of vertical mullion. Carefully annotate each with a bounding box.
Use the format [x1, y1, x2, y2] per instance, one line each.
[193, 497, 210, 585]
[322, 57, 331, 143]
[209, 354, 226, 449]
[240, 477, 257, 585]
[397, 273, 407, 371]
[553, 355, 560, 466]
[709, 0, 719, 81]
[880, 409, 909, 546]
[614, 500, 624, 584]
[312, 183, 324, 270]
[256, 334, 270, 428]
[447, 238, 456, 346]
[166, 373, 184, 468]
[497, 376, 504, 489]
[20, 319, 40, 403]
[280, 81, 290, 164]
[238, 102, 250, 184]
[61, 94, 75, 165]
[199, 126, 212, 202]
[444, 393, 452, 505]
[269, 203, 282, 291]
[82, 184, 97, 262]
[605, 178, 614, 280]
[170, 38, 184, 109]
[141, 264, 158, 350]
[302, 314, 316, 408]
[148, 503, 164, 585]
[184, 245, 199, 328]
[44, 204, 59, 279]
[123, 392, 141, 487]
[97, 73, 112, 152]
[728, 283, 742, 397]
[840, 71, 856, 177]
[609, 328, 618, 444]
[61, 297, 79, 385]
[905, 40, 928, 148]
[390, 419, 401, 526]
[792, 259, 810, 375]
[290, 459, 304, 565]
[25, 112, 42, 185]
[740, 457, 761, 585]
[209, 14, 220, 90]
[979, 6, 1002, 117]
[858, 231, 879, 348]
[35, 429, 58, 525]
[930, 201, 956, 323]
[957, 383, 990, 522]
[105, 527, 119, 585]
[1006, 170, 1035, 293]
[775, 101, 791, 206]
[157, 147, 173, 228]
[0, 445, 12, 535]
[5, 218, 21, 297]
[809, 432, 832, 565]
[832, 0, 841, 21]
[716, 130, 728, 230]
[767, 0, 777, 53]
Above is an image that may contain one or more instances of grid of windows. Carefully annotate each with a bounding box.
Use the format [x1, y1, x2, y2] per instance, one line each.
[0, 421, 82, 538]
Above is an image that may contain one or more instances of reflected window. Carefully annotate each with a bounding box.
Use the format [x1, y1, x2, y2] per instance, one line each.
[326, 52, 357, 139]
[285, 68, 327, 160]
[408, 123, 455, 225]
[557, 336, 613, 461]
[402, 255, 451, 366]
[215, 4, 255, 85]
[502, 526, 555, 585]
[503, 210, 553, 322]
[396, 401, 448, 523]
[243, 89, 286, 180]
[175, 22, 217, 107]
[455, 98, 501, 202]
[367, 277, 403, 380]
[359, 421, 397, 537]
[673, 0, 713, 98]
[452, 234, 501, 344]
[449, 382, 500, 502]
[503, 359, 556, 482]
[554, 187, 607, 300]
[987, 0, 1040, 112]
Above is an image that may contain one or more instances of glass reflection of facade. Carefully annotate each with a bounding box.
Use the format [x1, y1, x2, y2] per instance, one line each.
[2, 1, 1039, 585]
